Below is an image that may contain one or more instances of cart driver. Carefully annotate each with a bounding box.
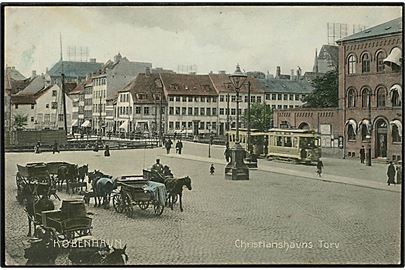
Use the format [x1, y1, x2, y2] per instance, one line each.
[151, 159, 164, 176]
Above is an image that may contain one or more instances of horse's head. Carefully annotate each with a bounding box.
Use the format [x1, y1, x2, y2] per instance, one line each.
[107, 244, 128, 265]
[83, 164, 89, 174]
[183, 176, 192, 190]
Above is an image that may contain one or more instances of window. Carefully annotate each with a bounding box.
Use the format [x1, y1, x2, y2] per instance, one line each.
[58, 114, 64, 122]
[362, 53, 370, 73]
[220, 95, 224, 102]
[348, 55, 356, 74]
[347, 125, 356, 141]
[257, 96, 262, 103]
[376, 51, 386, 72]
[283, 94, 288, 100]
[212, 108, 217, 116]
[392, 124, 401, 143]
[182, 121, 187, 128]
[377, 87, 386, 107]
[278, 94, 282, 100]
[361, 89, 371, 108]
[188, 96, 193, 102]
[31, 104, 35, 109]
[200, 97, 205, 102]
[195, 97, 199, 102]
[244, 96, 248, 102]
[283, 105, 288, 109]
[220, 108, 224, 115]
[194, 108, 199, 115]
[169, 107, 174, 115]
[206, 108, 211, 116]
[212, 97, 217, 102]
[207, 97, 211, 103]
[251, 96, 256, 103]
[277, 105, 282, 109]
[182, 107, 187, 115]
[51, 102, 58, 109]
[347, 89, 356, 108]
[392, 89, 401, 107]
[289, 94, 293, 101]
[231, 96, 236, 102]
[136, 107, 141, 114]
[272, 105, 276, 109]
[200, 108, 205, 116]
[361, 124, 368, 141]
[188, 122, 192, 128]
[52, 90, 57, 97]
[231, 108, 236, 115]
[169, 122, 174, 129]
[182, 96, 187, 102]
[175, 107, 180, 115]
[175, 122, 180, 129]
[200, 122, 205, 129]
[175, 96, 180, 102]
[46, 104, 49, 108]
[188, 107, 193, 115]
[272, 94, 277, 100]
[169, 96, 174, 101]
[144, 107, 150, 115]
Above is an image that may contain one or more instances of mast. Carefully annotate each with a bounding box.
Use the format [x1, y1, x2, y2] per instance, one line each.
[60, 33, 68, 136]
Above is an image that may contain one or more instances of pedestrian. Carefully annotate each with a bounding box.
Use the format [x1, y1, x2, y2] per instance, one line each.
[224, 147, 230, 162]
[316, 159, 324, 177]
[174, 132, 177, 141]
[104, 145, 110, 157]
[35, 141, 41, 154]
[52, 141, 59, 154]
[360, 145, 365, 164]
[210, 164, 215, 175]
[396, 164, 402, 184]
[94, 142, 99, 152]
[176, 140, 183, 155]
[165, 138, 173, 154]
[387, 161, 396, 186]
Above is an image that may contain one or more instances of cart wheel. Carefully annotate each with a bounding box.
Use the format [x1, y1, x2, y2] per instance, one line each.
[113, 194, 125, 213]
[154, 204, 164, 216]
[138, 201, 149, 210]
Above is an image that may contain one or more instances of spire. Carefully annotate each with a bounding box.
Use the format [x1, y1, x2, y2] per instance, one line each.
[313, 48, 319, 74]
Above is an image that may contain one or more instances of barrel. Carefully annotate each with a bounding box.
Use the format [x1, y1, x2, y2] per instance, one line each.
[60, 199, 87, 219]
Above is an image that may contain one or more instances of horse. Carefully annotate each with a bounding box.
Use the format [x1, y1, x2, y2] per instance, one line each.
[69, 241, 127, 265]
[102, 245, 128, 265]
[88, 170, 116, 208]
[165, 176, 192, 212]
[57, 164, 78, 194]
[25, 226, 61, 265]
[77, 164, 89, 191]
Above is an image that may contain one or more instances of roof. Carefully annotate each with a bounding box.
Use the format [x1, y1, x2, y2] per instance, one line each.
[5, 67, 26, 80]
[337, 17, 402, 43]
[4, 75, 32, 94]
[257, 78, 314, 94]
[119, 73, 166, 104]
[11, 95, 36, 104]
[209, 74, 264, 94]
[70, 78, 92, 95]
[48, 60, 103, 78]
[64, 82, 78, 94]
[17, 75, 48, 95]
[160, 73, 218, 96]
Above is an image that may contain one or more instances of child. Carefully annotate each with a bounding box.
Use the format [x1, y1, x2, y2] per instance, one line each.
[210, 164, 215, 175]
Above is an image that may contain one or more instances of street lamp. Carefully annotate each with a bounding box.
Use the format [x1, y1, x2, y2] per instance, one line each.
[366, 92, 372, 166]
[225, 64, 249, 180]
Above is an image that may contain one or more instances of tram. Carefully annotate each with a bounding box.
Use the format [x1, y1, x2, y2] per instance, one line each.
[226, 128, 321, 163]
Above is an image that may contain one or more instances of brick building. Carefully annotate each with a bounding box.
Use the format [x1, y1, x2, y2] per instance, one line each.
[274, 17, 403, 161]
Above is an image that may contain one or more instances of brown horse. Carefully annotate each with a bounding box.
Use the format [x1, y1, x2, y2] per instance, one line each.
[57, 164, 78, 193]
[165, 176, 192, 212]
[88, 170, 116, 208]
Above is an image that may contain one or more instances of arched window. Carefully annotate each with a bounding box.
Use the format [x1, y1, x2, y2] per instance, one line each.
[348, 55, 356, 74]
[376, 87, 386, 108]
[392, 91, 401, 107]
[361, 124, 368, 141]
[347, 89, 356, 108]
[362, 53, 370, 73]
[392, 124, 401, 142]
[347, 125, 356, 140]
[376, 51, 386, 72]
[361, 88, 371, 108]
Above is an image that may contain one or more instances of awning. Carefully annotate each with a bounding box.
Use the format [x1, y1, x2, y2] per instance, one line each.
[180, 129, 193, 134]
[71, 119, 78, 127]
[81, 120, 91, 128]
[119, 120, 129, 132]
[383, 47, 402, 67]
[389, 84, 402, 103]
[135, 121, 149, 130]
[345, 119, 357, 135]
[390, 120, 402, 138]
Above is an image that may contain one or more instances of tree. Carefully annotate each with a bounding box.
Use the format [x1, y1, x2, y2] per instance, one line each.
[13, 113, 28, 129]
[302, 70, 338, 107]
[243, 103, 272, 132]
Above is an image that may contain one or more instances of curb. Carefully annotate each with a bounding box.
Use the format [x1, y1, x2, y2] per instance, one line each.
[160, 154, 401, 193]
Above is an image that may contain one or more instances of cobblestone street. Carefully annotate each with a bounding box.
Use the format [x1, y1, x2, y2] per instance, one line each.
[5, 147, 402, 265]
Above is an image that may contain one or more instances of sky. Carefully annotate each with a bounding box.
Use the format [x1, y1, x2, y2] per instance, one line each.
[4, 5, 402, 77]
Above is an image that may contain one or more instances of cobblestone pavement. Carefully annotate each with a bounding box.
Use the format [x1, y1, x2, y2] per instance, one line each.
[4, 148, 402, 265]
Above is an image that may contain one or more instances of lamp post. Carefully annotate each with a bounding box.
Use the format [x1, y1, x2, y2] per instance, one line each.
[225, 64, 249, 180]
[207, 123, 212, 158]
[366, 92, 372, 166]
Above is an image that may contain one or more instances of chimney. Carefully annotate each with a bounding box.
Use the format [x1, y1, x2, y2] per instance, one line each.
[290, 69, 295, 80]
[89, 58, 96, 63]
[32, 70, 37, 78]
[296, 66, 301, 80]
[145, 67, 151, 76]
[276, 66, 281, 78]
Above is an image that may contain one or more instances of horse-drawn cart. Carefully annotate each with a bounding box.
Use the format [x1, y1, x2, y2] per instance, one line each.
[112, 175, 166, 217]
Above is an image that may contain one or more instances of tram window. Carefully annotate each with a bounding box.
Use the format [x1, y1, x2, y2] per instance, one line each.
[284, 137, 292, 147]
[293, 137, 298, 147]
[276, 136, 283, 146]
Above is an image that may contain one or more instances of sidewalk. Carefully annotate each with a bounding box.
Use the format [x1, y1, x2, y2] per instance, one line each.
[160, 153, 401, 193]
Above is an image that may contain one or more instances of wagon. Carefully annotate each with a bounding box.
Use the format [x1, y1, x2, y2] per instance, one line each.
[112, 175, 166, 217]
[16, 163, 59, 203]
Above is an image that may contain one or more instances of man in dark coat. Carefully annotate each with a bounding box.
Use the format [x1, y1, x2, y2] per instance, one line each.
[53, 141, 59, 154]
[387, 161, 396, 186]
[360, 145, 365, 164]
[165, 139, 173, 154]
[176, 140, 183, 155]
[224, 147, 230, 162]
[316, 159, 324, 177]
[104, 145, 110, 157]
